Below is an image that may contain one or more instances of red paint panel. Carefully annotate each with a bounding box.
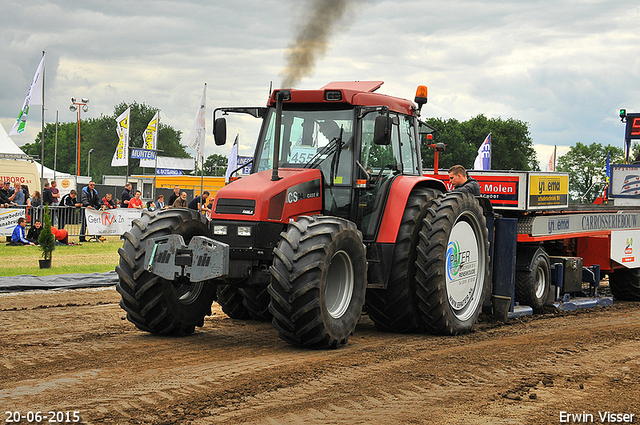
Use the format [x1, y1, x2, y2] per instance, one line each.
[211, 169, 323, 223]
[376, 176, 446, 243]
[577, 235, 612, 270]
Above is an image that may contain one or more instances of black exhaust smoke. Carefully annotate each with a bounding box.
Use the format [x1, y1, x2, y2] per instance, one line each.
[280, 0, 354, 88]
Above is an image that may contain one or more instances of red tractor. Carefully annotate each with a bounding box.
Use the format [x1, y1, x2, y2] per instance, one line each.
[116, 81, 491, 348]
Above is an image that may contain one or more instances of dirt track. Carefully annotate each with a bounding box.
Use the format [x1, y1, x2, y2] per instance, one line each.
[1, 287, 640, 425]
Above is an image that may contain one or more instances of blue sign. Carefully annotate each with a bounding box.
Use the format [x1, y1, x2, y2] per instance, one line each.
[131, 148, 156, 160]
[237, 156, 252, 175]
[157, 168, 184, 175]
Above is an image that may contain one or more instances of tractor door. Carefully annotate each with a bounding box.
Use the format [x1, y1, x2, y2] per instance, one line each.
[357, 111, 421, 241]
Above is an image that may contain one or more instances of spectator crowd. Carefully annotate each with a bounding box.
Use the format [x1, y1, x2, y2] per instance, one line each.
[5, 180, 216, 245]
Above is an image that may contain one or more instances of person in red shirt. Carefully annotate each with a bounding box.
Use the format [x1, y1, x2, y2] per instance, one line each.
[128, 190, 144, 209]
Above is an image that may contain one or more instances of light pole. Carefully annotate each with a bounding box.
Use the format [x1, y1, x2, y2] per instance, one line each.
[69, 97, 89, 176]
[87, 148, 94, 177]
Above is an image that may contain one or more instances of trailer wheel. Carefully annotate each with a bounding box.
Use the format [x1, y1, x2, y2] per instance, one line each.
[366, 187, 441, 333]
[216, 285, 251, 319]
[515, 248, 551, 312]
[269, 216, 367, 348]
[609, 268, 640, 301]
[116, 209, 216, 335]
[415, 192, 490, 335]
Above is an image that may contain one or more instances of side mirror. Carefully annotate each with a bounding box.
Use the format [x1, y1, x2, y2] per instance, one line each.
[214, 117, 227, 146]
[373, 115, 390, 145]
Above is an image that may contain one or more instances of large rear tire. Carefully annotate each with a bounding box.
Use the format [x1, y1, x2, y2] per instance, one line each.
[116, 209, 216, 335]
[515, 247, 551, 312]
[415, 192, 490, 335]
[268, 216, 367, 348]
[366, 187, 441, 333]
[609, 267, 640, 301]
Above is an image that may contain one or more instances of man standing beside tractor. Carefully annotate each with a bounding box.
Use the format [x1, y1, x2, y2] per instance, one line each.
[448, 165, 481, 196]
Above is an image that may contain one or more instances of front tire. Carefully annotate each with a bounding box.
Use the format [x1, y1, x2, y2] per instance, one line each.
[609, 267, 640, 301]
[116, 209, 216, 335]
[415, 192, 490, 335]
[269, 216, 367, 348]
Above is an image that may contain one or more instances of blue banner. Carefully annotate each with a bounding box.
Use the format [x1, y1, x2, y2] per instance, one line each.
[237, 156, 252, 175]
[156, 168, 184, 175]
[131, 148, 156, 160]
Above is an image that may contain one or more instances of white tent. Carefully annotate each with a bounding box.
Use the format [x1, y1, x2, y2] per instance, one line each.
[0, 123, 74, 180]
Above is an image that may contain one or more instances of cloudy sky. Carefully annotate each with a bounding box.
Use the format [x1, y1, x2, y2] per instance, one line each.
[2, 0, 639, 170]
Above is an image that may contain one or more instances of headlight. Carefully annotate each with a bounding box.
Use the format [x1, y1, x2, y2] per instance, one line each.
[213, 225, 228, 235]
[237, 226, 252, 237]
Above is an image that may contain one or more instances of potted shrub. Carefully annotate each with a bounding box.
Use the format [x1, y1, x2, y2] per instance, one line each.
[38, 205, 55, 268]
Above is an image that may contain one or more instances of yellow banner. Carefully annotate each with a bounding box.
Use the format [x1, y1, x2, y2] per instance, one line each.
[529, 174, 569, 196]
[529, 174, 569, 207]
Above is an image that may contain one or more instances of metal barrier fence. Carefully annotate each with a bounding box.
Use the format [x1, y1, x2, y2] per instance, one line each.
[25, 205, 93, 239]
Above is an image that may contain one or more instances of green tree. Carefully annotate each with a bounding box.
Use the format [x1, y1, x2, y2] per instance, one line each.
[21, 101, 191, 180]
[201, 154, 228, 176]
[421, 114, 539, 172]
[557, 142, 623, 203]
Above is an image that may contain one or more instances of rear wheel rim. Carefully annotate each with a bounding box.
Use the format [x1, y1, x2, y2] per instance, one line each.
[325, 250, 354, 319]
[534, 266, 546, 299]
[445, 214, 485, 321]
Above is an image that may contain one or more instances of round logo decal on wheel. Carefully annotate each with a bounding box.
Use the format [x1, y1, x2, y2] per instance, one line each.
[445, 220, 480, 312]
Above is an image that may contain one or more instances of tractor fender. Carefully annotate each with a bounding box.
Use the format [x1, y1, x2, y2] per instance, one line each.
[376, 176, 446, 243]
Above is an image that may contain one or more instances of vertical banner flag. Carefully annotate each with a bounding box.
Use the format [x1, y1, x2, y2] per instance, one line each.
[225, 134, 239, 183]
[9, 54, 45, 136]
[606, 151, 610, 184]
[185, 83, 206, 158]
[546, 145, 557, 172]
[139, 112, 159, 168]
[473, 133, 491, 170]
[111, 107, 130, 167]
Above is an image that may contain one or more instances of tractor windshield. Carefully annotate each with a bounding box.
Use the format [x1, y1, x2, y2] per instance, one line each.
[255, 108, 354, 185]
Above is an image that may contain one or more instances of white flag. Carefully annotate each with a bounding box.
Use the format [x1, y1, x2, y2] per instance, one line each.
[9, 54, 45, 136]
[111, 107, 130, 167]
[473, 133, 491, 170]
[225, 134, 239, 183]
[185, 83, 207, 158]
[546, 146, 556, 172]
[139, 111, 159, 168]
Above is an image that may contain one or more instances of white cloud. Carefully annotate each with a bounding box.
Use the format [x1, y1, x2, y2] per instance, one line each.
[2, 0, 640, 170]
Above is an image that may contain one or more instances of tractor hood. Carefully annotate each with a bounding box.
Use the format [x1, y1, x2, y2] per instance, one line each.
[210, 168, 323, 223]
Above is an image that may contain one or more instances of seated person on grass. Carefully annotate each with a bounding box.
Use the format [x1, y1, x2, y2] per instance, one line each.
[10, 218, 35, 246]
[27, 219, 42, 244]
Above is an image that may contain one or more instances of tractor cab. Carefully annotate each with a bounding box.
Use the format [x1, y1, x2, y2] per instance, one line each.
[213, 82, 433, 241]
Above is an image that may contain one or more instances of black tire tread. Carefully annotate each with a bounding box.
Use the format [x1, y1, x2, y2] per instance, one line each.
[268, 215, 366, 349]
[116, 209, 215, 335]
[609, 268, 640, 301]
[366, 187, 441, 333]
[514, 251, 550, 312]
[415, 192, 490, 335]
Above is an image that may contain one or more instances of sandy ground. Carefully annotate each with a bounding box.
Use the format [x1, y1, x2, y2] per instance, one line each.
[1, 286, 639, 425]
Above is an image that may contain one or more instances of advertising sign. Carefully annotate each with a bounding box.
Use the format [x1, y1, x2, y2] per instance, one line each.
[131, 148, 156, 160]
[610, 164, 640, 198]
[0, 208, 24, 236]
[611, 230, 640, 268]
[528, 173, 569, 209]
[529, 212, 640, 237]
[85, 208, 142, 236]
[424, 171, 526, 210]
